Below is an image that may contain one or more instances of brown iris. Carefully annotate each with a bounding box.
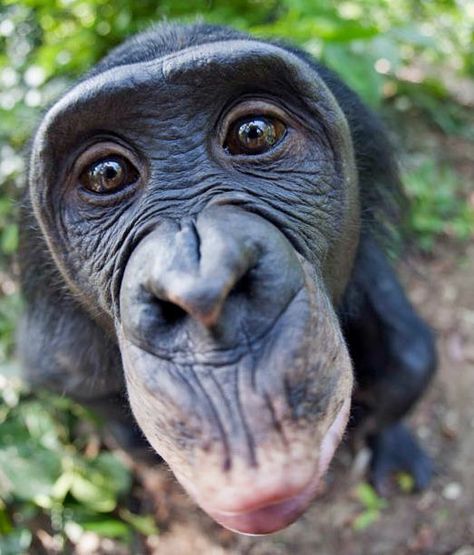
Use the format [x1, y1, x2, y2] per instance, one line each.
[80, 156, 139, 194]
[225, 116, 286, 155]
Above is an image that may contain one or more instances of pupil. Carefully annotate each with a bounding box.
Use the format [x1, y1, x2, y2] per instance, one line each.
[104, 164, 119, 180]
[247, 124, 263, 140]
[238, 118, 276, 150]
[87, 158, 125, 192]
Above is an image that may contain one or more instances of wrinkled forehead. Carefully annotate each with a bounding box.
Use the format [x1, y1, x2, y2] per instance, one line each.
[31, 40, 348, 156]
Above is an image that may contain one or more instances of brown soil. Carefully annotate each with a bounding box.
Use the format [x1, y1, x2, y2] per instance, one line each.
[130, 241, 474, 555]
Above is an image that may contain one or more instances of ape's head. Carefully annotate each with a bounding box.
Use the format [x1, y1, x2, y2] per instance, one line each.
[29, 24, 359, 534]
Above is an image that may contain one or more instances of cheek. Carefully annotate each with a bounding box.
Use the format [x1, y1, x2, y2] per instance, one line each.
[233, 168, 349, 265]
[56, 199, 154, 314]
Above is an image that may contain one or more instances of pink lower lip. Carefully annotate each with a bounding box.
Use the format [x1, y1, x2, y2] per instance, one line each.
[208, 480, 320, 535]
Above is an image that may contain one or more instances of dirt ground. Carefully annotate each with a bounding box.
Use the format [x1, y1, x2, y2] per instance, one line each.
[116, 240, 473, 555]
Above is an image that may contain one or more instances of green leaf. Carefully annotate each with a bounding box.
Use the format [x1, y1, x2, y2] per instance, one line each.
[81, 518, 131, 540]
[70, 453, 131, 512]
[120, 508, 159, 536]
[70, 473, 117, 513]
[355, 483, 387, 511]
[51, 471, 75, 502]
[0, 444, 62, 503]
[0, 502, 13, 534]
[353, 509, 380, 531]
[91, 452, 131, 495]
[20, 401, 62, 449]
[1, 224, 18, 255]
[397, 472, 415, 493]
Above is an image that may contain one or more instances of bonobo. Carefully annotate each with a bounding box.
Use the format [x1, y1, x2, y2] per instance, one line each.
[19, 23, 436, 535]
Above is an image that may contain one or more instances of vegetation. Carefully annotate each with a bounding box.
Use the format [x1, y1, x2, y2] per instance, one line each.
[0, 373, 157, 553]
[0, 0, 473, 551]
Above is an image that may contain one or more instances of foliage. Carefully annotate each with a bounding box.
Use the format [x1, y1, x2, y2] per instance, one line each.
[404, 159, 474, 252]
[396, 472, 415, 493]
[0, 365, 157, 552]
[353, 482, 388, 531]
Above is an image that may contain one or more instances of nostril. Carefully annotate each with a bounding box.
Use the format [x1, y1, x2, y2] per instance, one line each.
[229, 266, 256, 299]
[154, 299, 188, 327]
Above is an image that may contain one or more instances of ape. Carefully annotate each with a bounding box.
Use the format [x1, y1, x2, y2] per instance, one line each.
[19, 23, 436, 535]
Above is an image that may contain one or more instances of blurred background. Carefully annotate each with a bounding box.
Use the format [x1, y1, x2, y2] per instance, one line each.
[0, 1, 473, 554]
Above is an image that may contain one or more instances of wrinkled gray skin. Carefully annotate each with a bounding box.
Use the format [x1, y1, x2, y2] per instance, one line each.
[19, 24, 435, 535]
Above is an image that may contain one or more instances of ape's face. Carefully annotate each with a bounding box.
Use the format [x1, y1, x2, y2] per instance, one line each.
[30, 40, 359, 534]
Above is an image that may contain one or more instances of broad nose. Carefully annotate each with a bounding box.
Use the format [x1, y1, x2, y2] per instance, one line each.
[145, 217, 258, 328]
[120, 205, 305, 352]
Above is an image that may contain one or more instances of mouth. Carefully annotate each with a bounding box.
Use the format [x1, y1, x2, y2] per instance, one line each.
[208, 485, 319, 535]
[191, 396, 351, 535]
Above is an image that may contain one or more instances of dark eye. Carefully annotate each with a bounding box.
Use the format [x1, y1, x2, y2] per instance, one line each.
[224, 116, 286, 155]
[80, 156, 139, 193]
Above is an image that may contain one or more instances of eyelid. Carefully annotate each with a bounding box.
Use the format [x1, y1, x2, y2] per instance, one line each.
[73, 142, 140, 178]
